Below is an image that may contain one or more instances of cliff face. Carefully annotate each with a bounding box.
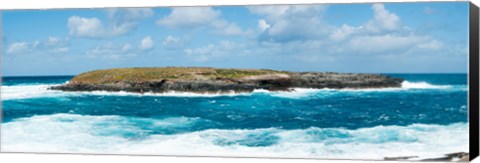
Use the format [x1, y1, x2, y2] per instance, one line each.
[49, 67, 403, 93]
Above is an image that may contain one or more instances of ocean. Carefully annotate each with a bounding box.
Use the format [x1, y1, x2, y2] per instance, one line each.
[0, 74, 469, 160]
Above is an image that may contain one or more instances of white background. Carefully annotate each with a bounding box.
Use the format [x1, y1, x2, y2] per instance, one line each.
[0, 0, 478, 162]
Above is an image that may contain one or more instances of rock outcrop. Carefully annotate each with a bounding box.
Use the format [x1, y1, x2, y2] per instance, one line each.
[49, 67, 404, 93]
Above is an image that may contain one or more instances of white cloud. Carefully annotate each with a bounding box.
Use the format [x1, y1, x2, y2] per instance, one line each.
[162, 35, 188, 50]
[68, 16, 104, 38]
[210, 20, 244, 36]
[328, 4, 407, 43]
[247, 5, 290, 20]
[87, 43, 115, 55]
[255, 32, 447, 59]
[364, 4, 400, 33]
[346, 34, 429, 54]
[157, 7, 220, 29]
[6, 42, 29, 54]
[248, 5, 331, 42]
[329, 24, 358, 41]
[6, 37, 70, 54]
[32, 41, 41, 48]
[140, 36, 154, 50]
[106, 8, 154, 36]
[51, 47, 70, 53]
[86, 43, 136, 59]
[248, 4, 402, 43]
[68, 8, 153, 38]
[46, 37, 61, 46]
[107, 8, 154, 21]
[325, 4, 445, 56]
[122, 43, 132, 52]
[242, 3, 453, 59]
[258, 19, 270, 32]
[184, 41, 237, 62]
[418, 39, 443, 50]
[157, 7, 249, 36]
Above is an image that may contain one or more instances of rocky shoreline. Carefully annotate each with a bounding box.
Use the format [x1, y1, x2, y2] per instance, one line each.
[49, 67, 404, 93]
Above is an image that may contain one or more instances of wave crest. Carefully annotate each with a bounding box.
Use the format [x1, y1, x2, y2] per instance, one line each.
[401, 81, 452, 89]
[1, 84, 64, 100]
[1, 113, 468, 160]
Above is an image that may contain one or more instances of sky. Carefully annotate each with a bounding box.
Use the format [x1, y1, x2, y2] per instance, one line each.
[1, 2, 470, 76]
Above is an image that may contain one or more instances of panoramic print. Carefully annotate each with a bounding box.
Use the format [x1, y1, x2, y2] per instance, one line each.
[1, 2, 470, 161]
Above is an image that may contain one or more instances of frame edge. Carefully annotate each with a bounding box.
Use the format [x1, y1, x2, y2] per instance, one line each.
[469, 1, 480, 161]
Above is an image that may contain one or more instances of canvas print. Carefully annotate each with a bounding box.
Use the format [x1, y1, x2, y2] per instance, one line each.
[0, 2, 471, 161]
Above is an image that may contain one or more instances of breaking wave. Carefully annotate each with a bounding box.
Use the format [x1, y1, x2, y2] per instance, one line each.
[400, 81, 453, 89]
[1, 113, 468, 160]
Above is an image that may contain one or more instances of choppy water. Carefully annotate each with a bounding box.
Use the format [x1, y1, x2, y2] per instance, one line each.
[0, 74, 469, 160]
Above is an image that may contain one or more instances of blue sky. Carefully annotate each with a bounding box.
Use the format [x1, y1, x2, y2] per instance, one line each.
[2, 2, 469, 76]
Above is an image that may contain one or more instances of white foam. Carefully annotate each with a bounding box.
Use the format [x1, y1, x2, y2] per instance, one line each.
[1, 84, 68, 100]
[327, 81, 455, 92]
[249, 81, 461, 99]
[252, 88, 329, 99]
[82, 90, 252, 97]
[1, 114, 469, 160]
[401, 81, 452, 89]
[0, 84, 252, 100]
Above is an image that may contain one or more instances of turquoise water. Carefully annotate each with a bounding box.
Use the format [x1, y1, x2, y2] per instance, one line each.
[0, 74, 469, 159]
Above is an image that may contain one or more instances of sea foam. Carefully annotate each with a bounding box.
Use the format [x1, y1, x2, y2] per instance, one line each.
[1, 113, 468, 160]
[401, 81, 452, 89]
[1, 84, 66, 100]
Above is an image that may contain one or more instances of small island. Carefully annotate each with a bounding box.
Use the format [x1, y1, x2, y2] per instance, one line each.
[49, 67, 404, 93]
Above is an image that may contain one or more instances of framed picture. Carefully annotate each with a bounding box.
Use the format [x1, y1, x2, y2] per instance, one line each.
[1, 1, 479, 162]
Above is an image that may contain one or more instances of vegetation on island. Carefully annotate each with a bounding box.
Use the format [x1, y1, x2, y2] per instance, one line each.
[70, 67, 289, 84]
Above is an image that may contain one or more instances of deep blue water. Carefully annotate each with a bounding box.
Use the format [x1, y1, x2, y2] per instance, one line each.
[1, 76, 73, 86]
[0, 74, 469, 158]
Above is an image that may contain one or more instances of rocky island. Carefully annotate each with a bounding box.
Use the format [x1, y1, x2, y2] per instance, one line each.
[50, 67, 404, 93]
